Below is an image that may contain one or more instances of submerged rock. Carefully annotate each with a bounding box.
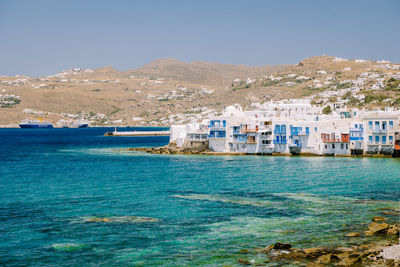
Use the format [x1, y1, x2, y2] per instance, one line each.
[51, 243, 89, 251]
[345, 232, 360, 237]
[238, 258, 251, 265]
[78, 216, 160, 224]
[86, 217, 111, 223]
[238, 249, 251, 254]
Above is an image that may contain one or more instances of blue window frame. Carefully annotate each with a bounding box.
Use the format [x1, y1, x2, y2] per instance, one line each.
[389, 136, 393, 142]
[389, 121, 393, 129]
[382, 136, 387, 144]
[306, 127, 309, 135]
[368, 121, 373, 129]
[375, 136, 379, 143]
[369, 136, 372, 142]
[382, 121, 387, 131]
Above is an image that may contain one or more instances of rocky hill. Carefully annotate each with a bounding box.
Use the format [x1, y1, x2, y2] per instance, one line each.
[0, 56, 399, 127]
[127, 58, 287, 87]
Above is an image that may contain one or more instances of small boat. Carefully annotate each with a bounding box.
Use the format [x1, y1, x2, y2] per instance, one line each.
[19, 119, 53, 128]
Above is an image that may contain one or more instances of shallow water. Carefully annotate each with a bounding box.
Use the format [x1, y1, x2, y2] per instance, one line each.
[0, 128, 399, 266]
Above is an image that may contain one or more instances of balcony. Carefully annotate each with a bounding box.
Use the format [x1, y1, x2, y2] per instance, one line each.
[291, 130, 309, 136]
[381, 140, 394, 146]
[208, 126, 226, 131]
[187, 133, 208, 141]
[245, 128, 258, 133]
[350, 127, 363, 132]
[289, 142, 302, 147]
[232, 139, 247, 143]
[373, 128, 387, 134]
[322, 137, 349, 143]
[349, 137, 364, 141]
[367, 142, 380, 146]
[274, 130, 287, 135]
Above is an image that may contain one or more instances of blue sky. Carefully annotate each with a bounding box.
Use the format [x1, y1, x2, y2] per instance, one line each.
[0, 0, 399, 76]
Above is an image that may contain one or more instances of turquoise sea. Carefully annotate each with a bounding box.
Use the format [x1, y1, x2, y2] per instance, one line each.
[1, 128, 399, 266]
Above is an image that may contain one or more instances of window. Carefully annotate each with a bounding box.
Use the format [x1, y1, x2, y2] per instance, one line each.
[382, 121, 387, 131]
[345, 144, 348, 149]
[306, 127, 309, 135]
[341, 143, 344, 149]
[389, 121, 394, 129]
[389, 136, 393, 142]
[332, 143, 335, 149]
[315, 127, 317, 132]
[375, 121, 380, 130]
[375, 136, 380, 143]
[325, 145, 327, 149]
[368, 121, 373, 130]
[382, 136, 387, 144]
[369, 136, 372, 143]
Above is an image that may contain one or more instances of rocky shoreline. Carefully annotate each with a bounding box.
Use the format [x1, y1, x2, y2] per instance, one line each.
[125, 142, 397, 158]
[125, 141, 211, 155]
[235, 215, 400, 266]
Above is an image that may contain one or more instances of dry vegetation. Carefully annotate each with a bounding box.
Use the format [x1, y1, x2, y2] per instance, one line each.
[0, 56, 399, 126]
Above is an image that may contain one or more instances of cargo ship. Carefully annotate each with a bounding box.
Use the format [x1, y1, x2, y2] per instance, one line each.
[59, 119, 89, 128]
[19, 119, 54, 128]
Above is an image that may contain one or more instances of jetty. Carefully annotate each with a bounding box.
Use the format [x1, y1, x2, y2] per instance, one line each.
[104, 128, 170, 136]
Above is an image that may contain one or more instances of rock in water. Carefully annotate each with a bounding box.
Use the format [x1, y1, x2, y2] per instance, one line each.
[316, 254, 331, 264]
[372, 216, 386, 222]
[238, 258, 251, 265]
[273, 242, 292, 250]
[365, 222, 389, 236]
[386, 224, 399, 235]
[239, 249, 250, 254]
[345, 232, 360, 237]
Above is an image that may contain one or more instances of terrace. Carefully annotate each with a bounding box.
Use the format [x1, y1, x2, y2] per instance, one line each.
[321, 133, 349, 143]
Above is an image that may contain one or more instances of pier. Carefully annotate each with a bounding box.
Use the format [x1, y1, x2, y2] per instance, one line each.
[104, 129, 170, 136]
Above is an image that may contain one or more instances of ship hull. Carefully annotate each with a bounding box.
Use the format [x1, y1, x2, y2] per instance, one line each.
[77, 123, 89, 128]
[19, 124, 53, 128]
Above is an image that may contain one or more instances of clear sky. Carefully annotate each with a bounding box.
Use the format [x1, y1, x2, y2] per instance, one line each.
[0, 0, 399, 76]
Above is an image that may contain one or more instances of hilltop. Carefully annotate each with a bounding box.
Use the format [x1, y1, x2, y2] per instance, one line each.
[0, 55, 399, 127]
[127, 58, 287, 87]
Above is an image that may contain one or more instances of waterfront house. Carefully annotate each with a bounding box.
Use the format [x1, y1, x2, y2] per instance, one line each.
[363, 114, 398, 155]
[170, 101, 400, 156]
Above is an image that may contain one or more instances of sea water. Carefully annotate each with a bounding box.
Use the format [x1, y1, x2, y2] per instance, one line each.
[0, 128, 399, 266]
